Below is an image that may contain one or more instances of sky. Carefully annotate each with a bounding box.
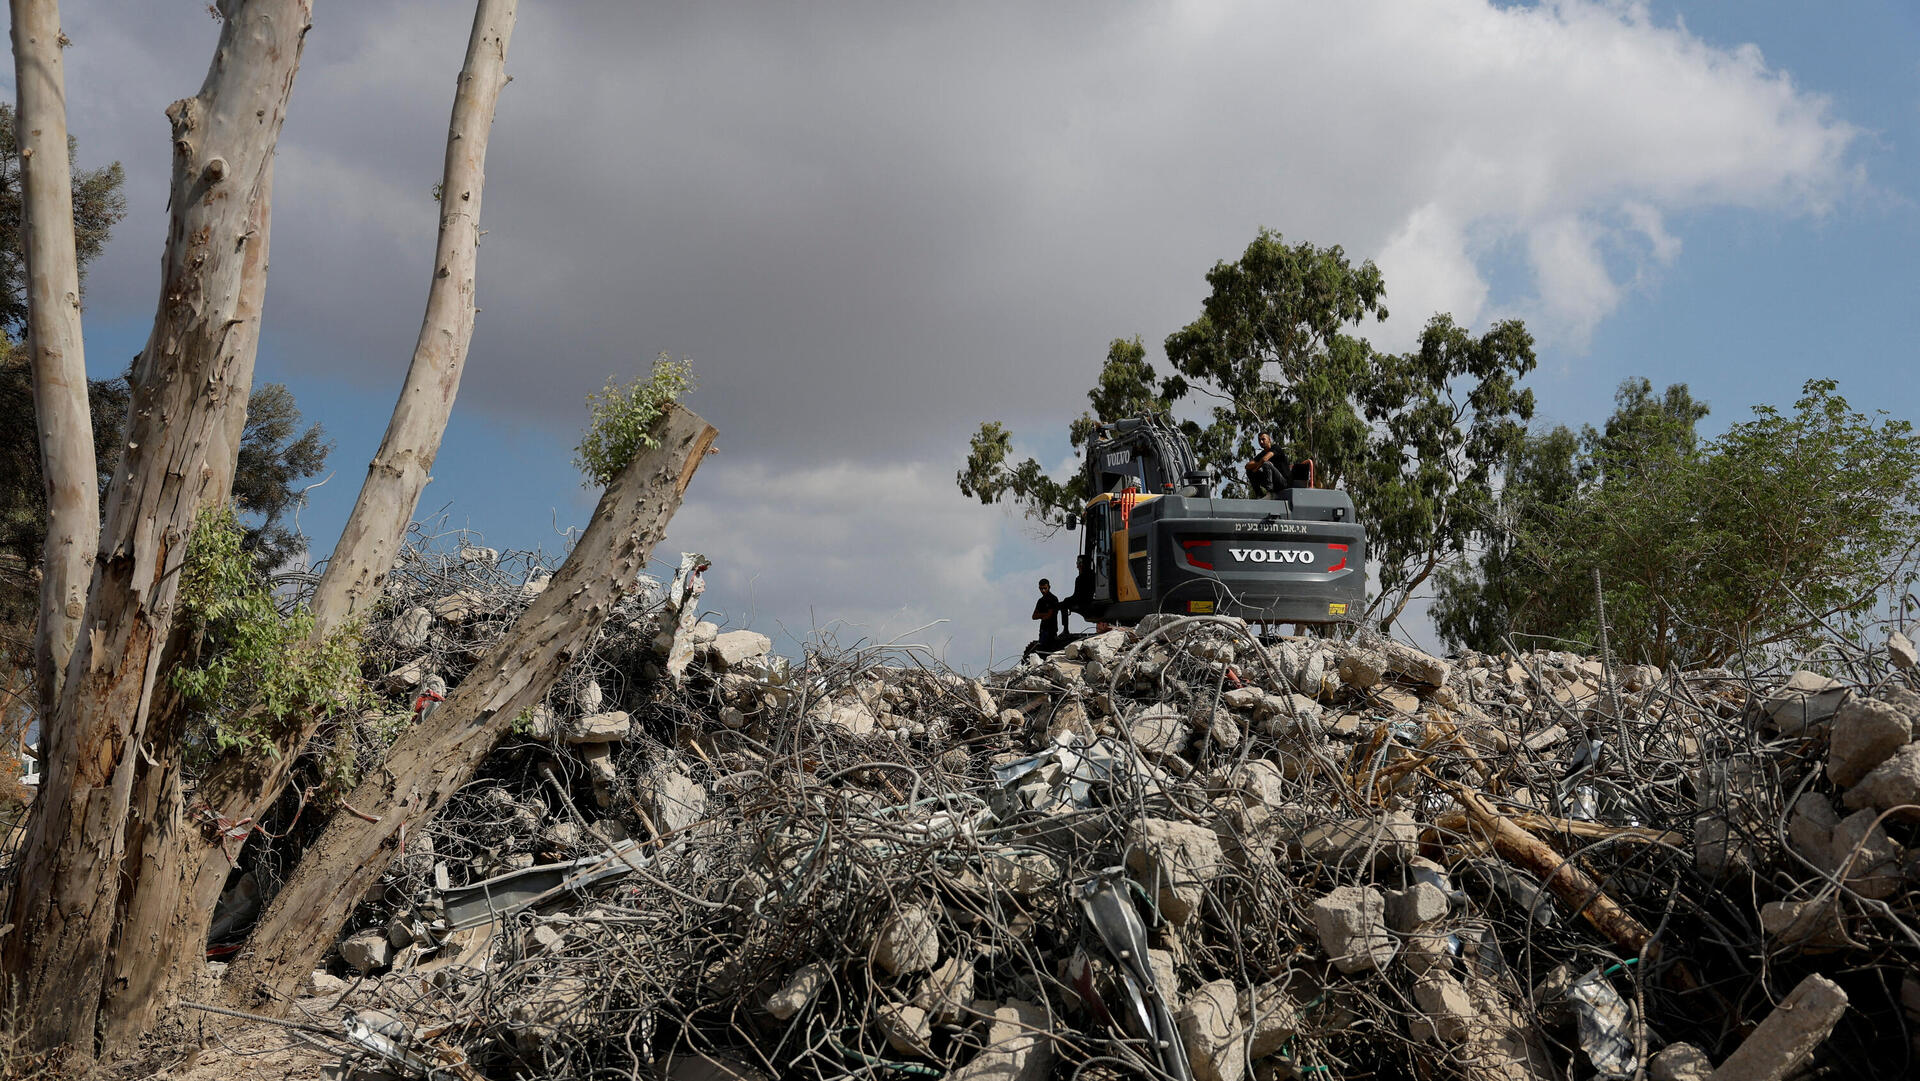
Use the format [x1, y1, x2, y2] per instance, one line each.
[20, 0, 1919, 671]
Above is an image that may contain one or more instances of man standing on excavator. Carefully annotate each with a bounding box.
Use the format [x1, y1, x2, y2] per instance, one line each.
[1028, 578, 1063, 657]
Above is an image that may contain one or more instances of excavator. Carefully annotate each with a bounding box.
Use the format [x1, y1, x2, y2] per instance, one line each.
[1069, 414, 1366, 628]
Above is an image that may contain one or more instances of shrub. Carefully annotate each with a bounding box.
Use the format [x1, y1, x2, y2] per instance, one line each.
[171, 507, 365, 760]
[573, 354, 695, 487]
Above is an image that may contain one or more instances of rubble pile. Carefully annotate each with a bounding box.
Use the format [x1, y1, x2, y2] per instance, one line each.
[300, 589, 1920, 1081]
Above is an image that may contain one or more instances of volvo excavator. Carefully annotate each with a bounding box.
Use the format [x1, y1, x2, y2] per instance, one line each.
[1070, 414, 1366, 628]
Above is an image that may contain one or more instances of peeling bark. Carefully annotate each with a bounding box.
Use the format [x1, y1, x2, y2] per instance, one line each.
[0, 1, 311, 1057]
[225, 405, 715, 1011]
[10, 0, 98, 721]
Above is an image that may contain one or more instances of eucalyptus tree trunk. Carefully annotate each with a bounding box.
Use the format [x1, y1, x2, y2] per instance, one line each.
[91, 4, 520, 1045]
[309, 0, 517, 636]
[10, 0, 98, 721]
[0, 0, 311, 1057]
[227, 406, 716, 1010]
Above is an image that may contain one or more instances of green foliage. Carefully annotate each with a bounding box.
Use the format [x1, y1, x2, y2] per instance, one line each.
[573, 354, 695, 487]
[1435, 379, 1920, 667]
[171, 508, 365, 760]
[233, 382, 332, 572]
[958, 229, 1537, 628]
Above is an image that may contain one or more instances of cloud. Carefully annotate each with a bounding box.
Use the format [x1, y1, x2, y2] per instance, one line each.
[20, 1, 1869, 666]
[664, 458, 1066, 672]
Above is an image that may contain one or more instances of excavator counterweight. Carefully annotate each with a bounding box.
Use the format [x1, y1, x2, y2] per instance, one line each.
[1074, 414, 1366, 627]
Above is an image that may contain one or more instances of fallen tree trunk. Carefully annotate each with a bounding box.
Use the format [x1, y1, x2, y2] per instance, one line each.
[1, 1, 311, 1057]
[225, 404, 715, 1010]
[11, 0, 99, 721]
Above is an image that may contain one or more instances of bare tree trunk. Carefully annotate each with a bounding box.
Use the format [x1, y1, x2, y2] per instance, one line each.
[97, 6, 518, 1044]
[96, 159, 275, 1055]
[0, 1, 311, 1058]
[226, 405, 715, 1011]
[10, 0, 98, 722]
[309, 0, 517, 637]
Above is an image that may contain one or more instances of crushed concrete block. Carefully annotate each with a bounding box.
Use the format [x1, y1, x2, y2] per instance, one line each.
[1386, 881, 1451, 932]
[644, 766, 708, 836]
[1338, 648, 1387, 690]
[1378, 687, 1421, 714]
[691, 621, 720, 646]
[914, 956, 976, 1025]
[563, 710, 632, 744]
[1125, 817, 1227, 925]
[1381, 640, 1452, 687]
[983, 849, 1058, 896]
[523, 702, 556, 739]
[873, 904, 941, 976]
[1294, 812, 1420, 864]
[1828, 695, 1911, 787]
[1694, 812, 1754, 880]
[1648, 1043, 1712, 1081]
[1889, 630, 1917, 671]
[877, 1003, 933, 1056]
[574, 679, 604, 714]
[309, 970, 350, 997]
[1311, 886, 1394, 973]
[391, 606, 432, 649]
[1707, 973, 1847, 1081]
[1399, 930, 1452, 976]
[430, 590, 486, 623]
[340, 928, 393, 974]
[766, 963, 829, 1019]
[1414, 972, 1475, 1043]
[966, 679, 998, 717]
[1127, 705, 1192, 756]
[1786, 791, 1840, 872]
[1760, 899, 1846, 950]
[1830, 808, 1905, 899]
[947, 999, 1054, 1081]
[1047, 699, 1095, 744]
[1245, 979, 1302, 1058]
[1176, 980, 1246, 1081]
[708, 630, 772, 670]
[1223, 686, 1265, 712]
[1843, 742, 1920, 821]
[1764, 671, 1848, 735]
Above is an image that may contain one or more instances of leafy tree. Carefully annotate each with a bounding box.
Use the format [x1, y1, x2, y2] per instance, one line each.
[1, 356, 330, 586]
[0, 102, 126, 337]
[233, 382, 333, 571]
[1436, 379, 1920, 667]
[959, 229, 1538, 629]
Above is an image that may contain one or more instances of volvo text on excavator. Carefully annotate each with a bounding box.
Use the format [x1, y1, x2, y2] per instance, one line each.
[1071, 414, 1366, 627]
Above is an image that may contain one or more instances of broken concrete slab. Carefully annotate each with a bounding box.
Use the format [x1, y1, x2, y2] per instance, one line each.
[563, 710, 632, 744]
[766, 963, 829, 1020]
[1828, 695, 1911, 787]
[1763, 671, 1849, 735]
[1842, 742, 1920, 821]
[1176, 979, 1247, 1081]
[708, 630, 772, 670]
[1706, 973, 1847, 1081]
[1311, 886, 1394, 973]
[1125, 817, 1227, 925]
[872, 904, 941, 977]
[946, 1000, 1054, 1081]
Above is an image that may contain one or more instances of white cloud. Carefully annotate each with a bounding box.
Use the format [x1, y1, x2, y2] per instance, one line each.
[663, 459, 1065, 672]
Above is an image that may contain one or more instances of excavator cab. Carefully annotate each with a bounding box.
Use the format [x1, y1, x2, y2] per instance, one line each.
[1075, 414, 1366, 627]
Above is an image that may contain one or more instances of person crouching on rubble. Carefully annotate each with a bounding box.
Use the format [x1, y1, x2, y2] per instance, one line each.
[1026, 579, 1062, 658]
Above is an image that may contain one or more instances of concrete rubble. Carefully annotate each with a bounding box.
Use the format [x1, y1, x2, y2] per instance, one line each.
[247, 558, 1918, 1081]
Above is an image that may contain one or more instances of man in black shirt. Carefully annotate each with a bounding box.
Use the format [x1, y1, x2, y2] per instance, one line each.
[1245, 432, 1287, 498]
[1029, 578, 1062, 656]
